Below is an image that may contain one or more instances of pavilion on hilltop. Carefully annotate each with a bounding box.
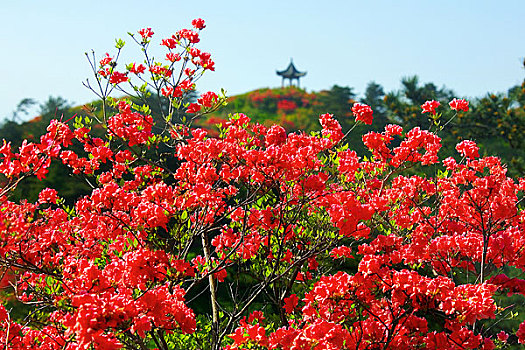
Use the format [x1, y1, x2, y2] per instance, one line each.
[276, 59, 306, 88]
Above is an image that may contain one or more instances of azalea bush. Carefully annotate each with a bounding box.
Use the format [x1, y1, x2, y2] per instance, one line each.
[1, 19, 525, 350]
[204, 87, 319, 133]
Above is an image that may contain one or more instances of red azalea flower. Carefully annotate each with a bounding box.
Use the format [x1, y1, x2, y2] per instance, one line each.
[283, 294, 299, 314]
[265, 125, 287, 146]
[449, 98, 469, 112]
[161, 86, 182, 98]
[161, 37, 178, 49]
[198, 91, 218, 108]
[138, 27, 154, 39]
[99, 53, 112, 67]
[38, 188, 58, 204]
[149, 65, 172, 77]
[166, 52, 181, 62]
[192, 18, 206, 30]
[186, 103, 201, 114]
[497, 331, 509, 343]
[421, 100, 441, 115]
[277, 99, 297, 111]
[177, 29, 200, 43]
[128, 63, 146, 74]
[456, 139, 479, 159]
[109, 71, 128, 84]
[352, 102, 374, 125]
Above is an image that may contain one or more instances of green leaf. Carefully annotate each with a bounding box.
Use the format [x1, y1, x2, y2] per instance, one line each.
[115, 38, 125, 49]
[437, 169, 449, 178]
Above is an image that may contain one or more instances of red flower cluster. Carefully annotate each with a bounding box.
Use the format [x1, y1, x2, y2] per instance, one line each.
[250, 87, 316, 110]
[449, 98, 469, 112]
[319, 113, 343, 145]
[138, 27, 154, 39]
[161, 37, 177, 49]
[277, 99, 298, 111]
[456, 139, 480, 159]
[186, 103, 201, 114]
[107, 100, 153, 146]
[128, 62, 146, 74]
[191, 18, 206, 30]
[99, 53, 112, 67]
[352, 102, 374, 125]
[109, 71, 128, 84]
[198, 91, 218, 108]
[421, 100, 441, 115]
[149, 64, 172, 78]
[265, 125, 287, 146]
[176, 28, 200, 44]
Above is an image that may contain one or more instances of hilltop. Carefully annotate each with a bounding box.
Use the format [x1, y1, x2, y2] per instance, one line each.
[196, 86, 356, 134]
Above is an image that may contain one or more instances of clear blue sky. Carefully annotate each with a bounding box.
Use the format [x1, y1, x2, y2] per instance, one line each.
[1, 0, 524, 121]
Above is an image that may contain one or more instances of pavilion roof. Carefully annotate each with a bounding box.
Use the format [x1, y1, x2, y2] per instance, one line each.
[276, 60, 306, 79]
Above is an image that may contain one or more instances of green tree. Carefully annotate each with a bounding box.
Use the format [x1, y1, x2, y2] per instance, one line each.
[10, 98, 37, 122]
[384, 75, 455, 129]
[361, 81, 388, 130]
[315, 85, 355, 119]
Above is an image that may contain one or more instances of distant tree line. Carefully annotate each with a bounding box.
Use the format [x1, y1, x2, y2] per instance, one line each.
[201, 75, 525, 176]
[1, 74, 525, 204]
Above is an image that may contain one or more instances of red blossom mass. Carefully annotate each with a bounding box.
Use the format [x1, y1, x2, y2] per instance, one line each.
[277, 99, 298, 111]
[449, 98, 470, 112]
[352, 102, 374, 125]
[109, 71, 128, 84]
[198, 91, 218, 108]
[456, 139, 480, 159]
[0, 22, 523, 350]
[191, 18, 206, 30]
[128, 63, 146, 74]
[99, 53, 113, 67]
[421, 99, 441, 115]
[138, 27, 154, 39]
[186, 103, 201, 114]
